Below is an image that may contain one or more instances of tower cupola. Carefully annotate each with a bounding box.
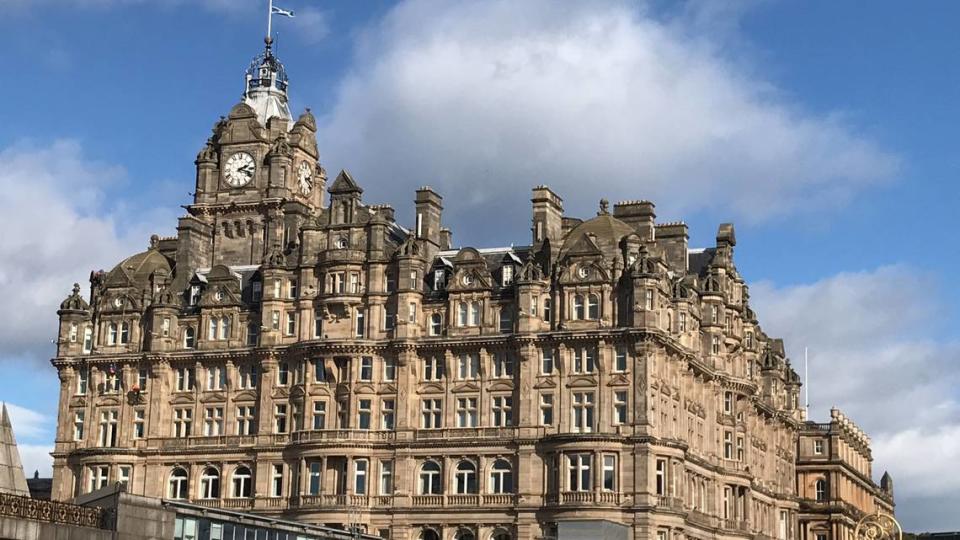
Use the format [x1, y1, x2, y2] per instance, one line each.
[243, 37, 292, 128]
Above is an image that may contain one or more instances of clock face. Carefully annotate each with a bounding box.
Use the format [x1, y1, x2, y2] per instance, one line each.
[113, 297, 123, 308]
[224, 152, 256, 187]
[297, 162, 313, 195]
[462, 274, 474, 286]
[577, 266, 590, 279]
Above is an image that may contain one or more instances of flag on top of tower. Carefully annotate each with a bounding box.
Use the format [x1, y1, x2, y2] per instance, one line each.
[271, 6, 295, 18]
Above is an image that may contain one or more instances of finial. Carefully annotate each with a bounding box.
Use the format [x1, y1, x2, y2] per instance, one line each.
[72, 283, 81, 296]
[599, 198, 609, 215]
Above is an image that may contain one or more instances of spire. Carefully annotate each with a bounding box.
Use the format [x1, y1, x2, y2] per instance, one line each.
[243, 37, 292, 128]
[0, 403, 30, 496]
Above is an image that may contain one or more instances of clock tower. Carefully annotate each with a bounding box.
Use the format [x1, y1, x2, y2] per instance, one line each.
[180, 37, 327, 275]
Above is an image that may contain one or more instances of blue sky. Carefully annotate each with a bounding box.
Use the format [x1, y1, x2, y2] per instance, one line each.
[0, 0, 958, 531]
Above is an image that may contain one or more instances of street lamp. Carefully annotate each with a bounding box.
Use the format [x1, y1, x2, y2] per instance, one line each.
[854, 511, 902, 540]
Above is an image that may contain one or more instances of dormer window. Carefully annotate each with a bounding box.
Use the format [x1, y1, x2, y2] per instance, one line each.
[190, 286, 201, 306]
[251, 281, 262, 302]
[501, 265, 514, 286]
[433, 269, 446, 290]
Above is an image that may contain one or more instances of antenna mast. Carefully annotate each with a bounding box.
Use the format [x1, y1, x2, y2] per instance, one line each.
[266, 0, 274, 45]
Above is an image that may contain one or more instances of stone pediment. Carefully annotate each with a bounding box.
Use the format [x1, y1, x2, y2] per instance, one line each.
[290, 386, 306, 399]
[418, 382, 445, 394]
[487, 380, 514, 392]
[533, 377, 557, 389]
[354, 383, 377, 394]
[272, 386, 291, 399]
[309, 386, 332, 397]
[234, 390, 258, 402]
[329, 169, 362, 194]
[379, 384, 398, 394]
[170, 394, 195, 406]
[452, 382, 481, 393]
[97, 396, 122, 407]
[607, 374, 630, 386]
[566, 376, 598, 388]
[200, 392, 227, 403]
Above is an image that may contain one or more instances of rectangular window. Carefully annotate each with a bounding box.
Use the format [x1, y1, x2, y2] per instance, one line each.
[133, 409, 145, 439]
[492, 396, 512, 427]
[408, 302, 417, 323]
[456, 397, 478, 427]
[355, 308, 365, 338]
[247, 323, 260, 346]
[90, 465, 109, 492]
[275, 404, 288, 433]
[380, 460, 393, 495]
[137, 368, 148, 391]
[68, 322, 78, 342]
[655, 459, 666, 495]
[493, 353, 513, 378]
[271, 464, 284, 497]
[602, 455, 616, 491]
[572, 392, 595, 433]
[203, 407, 224, 436]
[541, 348, 554, 374]
[176, 367, 194, 392]
[286, 311, 296, 336]
[98, 410, 118, 447]
[573, 347, 596, 373]
[312, 401, 327, 430]
[736, 435, 745, 462]
[206, 365, 225, 391]
[383, 358, 396, 381]
[724, 430, 734, 459]
[358, 399, 372, 430]
[433, 269, 445, 291]
[173, 408, 192, 437]
[104, 371, 120, 394]
[615, 346, 627, 372]
[354, 459, 368, 495]
[614, 391, 628, 425]
[236, 406, 256, 435]
[531, 295, 539, 317]
[712, 335, 721, 355]
[381, 399, 395, 430]
[678, 312, 686, 332]
[567, 453, 591, 492]
[645, 289, 654, 310]
[289, 278, 298, 299]
[273, 278, 282, 299]
[76, 367, 89, 395]
[724, 391, 733, 414]
[251, 281, 262, 302]
[161, 318, 170, 337]
[82, 327, 93, 353]
[540, 394, 554, 426]
[458, 353, 479, 379]
[501, 265, 513, 286]
[338, 399, 349, 428]
[271, 310, 280, 331]
[277, 362, 289, 386]
[423, 357, 444, 381]
[238, 364, 258, 389]
[118, 465, 131, 487]
[814, 439, 824, 455]
[308, 461, 322, 495]
[360, 357, 373, 381]
[421, 399, 442, 429]
[73, 411, 85, 441]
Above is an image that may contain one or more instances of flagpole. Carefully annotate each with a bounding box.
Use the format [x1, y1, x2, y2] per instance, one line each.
[267, 0, 273, 43]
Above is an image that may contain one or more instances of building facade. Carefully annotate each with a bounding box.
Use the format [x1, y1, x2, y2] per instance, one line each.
[48, 38, 886, 540]
[796, 409, 895, 540]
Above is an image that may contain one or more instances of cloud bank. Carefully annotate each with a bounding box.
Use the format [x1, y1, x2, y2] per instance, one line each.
[316, 0, 898, 245]
[750, 266, 960, 531]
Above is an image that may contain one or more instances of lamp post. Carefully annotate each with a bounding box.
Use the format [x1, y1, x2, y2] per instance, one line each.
[854, 511, 902, 540]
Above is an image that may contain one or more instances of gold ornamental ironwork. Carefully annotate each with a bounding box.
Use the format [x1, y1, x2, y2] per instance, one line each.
[855, 511, 902, 540]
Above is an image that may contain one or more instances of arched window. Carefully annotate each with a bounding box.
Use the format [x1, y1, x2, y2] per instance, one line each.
[107, 323, 118, 345]
[219, 316, 231, 340]
[587, 294, 599, 319]
[489, 459, 513, 494]
[815, 479, 827, 501]
[455, 460, 477, 494]
[419, 461, 442, 495]
[430, 313, 443, 336]
[232, 466, 252, 498]
[492, 530, 511, 540]
[458, 303, 468, 327]
[168, 468, 188, 499]
[573, 295, 585, 320]
[455, 528, 475, 540]
[420, 529, 441, 540]
[543, 298, 552, 322]
[183, 327, 196, 349]
[499, 307, 513, 333]
[200, 467, 220, 499]
[470, 302, 481, 326]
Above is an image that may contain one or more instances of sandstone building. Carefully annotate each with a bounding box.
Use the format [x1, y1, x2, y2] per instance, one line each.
[49, 38, 892, 540]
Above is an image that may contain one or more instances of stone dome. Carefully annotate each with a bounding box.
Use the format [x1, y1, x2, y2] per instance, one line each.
[106, 248, 172, 287]
[559, 213, 637, 261]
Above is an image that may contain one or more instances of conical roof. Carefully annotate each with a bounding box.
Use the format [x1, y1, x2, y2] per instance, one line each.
[0, 404, 29, 496]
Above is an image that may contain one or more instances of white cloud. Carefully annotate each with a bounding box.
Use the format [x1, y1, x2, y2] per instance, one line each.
[5, 403, 50, 440]
[750, 266, 960, 531]
[0, 140, 173, 362]
[315, 0, 898, 245]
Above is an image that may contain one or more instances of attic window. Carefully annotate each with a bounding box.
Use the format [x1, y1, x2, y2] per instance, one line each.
[433, 269, 445, 290]
[501, 265, 514, 286]
[190, 286, 201, 306]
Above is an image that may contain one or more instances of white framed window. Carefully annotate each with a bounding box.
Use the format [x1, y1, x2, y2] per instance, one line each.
[103, 370, 120, 394]
[203, 407, 224, 436]
[456, 397, 478, 427]
[312, 358, 326, 382]
[815, 479, 827, 501]
[312, 401, 327, 430]
[678, 312, 687, 332]
[355, 308, 365, 338]
[73, 411, 85, 441]
[383, 358, 396, 381]
[200, 467, 220, 499]
[76, 367, 88, 395]
[236, 405, 256, 435]
[469, 301, 481, 326]
[133, 409, 145, 439]
[493, 352, 513, 378]
[232, 466, 252, 498]
[814, 439, 824, 455]
[430, 313, 442, 336]
[285, 311, 296, 336]
[182, 326, 196, 349]
[540, 394, 554, 426]
[602, 454, 617, 491]
[360, 356, 373, 381]
[615, 346, 627, 372]
[175, 366, 194, 392]
[655, 459, 666, 495]
[118, 465, 131, 487]
[289, 278, 298, 299]
[173, 408, 192, 437]
[613, 391, 627, 425]
[419, 461, 442, 495]
[573, 294, 584, 320]
[573, 347, 596, 373]
[423, 356, 444, 381]
[571, 391, 594, 433]
[458, 353, 479, 379]
[354, 459, 368, 495]
[489, 459, 513, 494]
[587, 293, 600, 319]
[89, 465, 109, 492]
[307, 461, 322, 495]
[107, 323, 118, 346]
[736, 435, 745, 462]
[499, 306, 513, 333]
[711, 335, 721, 355]
[271, 464, 284, 497]
[541, 348, 554, 374]
[724, 430, 734, 459]
[277, 362, 289, 386]
[206, 365, 225, 391]
[567, 453, 591, 492]
[275, 404, 288, 433]
[238, 364, 258, 389]
[357, 399, 372, 430]
[491, 396, 512, 427]
[455, 460, 477, 494]
[82, 327, 93, 353]
[168, 468, 188, 499]
[421, 399, 442, 429]
[98, 410, 118, 447]
[543, 297, 552, 322]
[271, 310, 280, 331]
[380, 460, 393, 495]
[645, 289, 654, 310]
[724, 391, 734, 414]
[501, 265, 513, 286]
[408, 302, 417, 323]
[381, 399, 395, 430]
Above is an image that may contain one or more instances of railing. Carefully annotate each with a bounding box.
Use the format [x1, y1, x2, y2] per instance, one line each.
[688, 509, 714, 527]
[0, 492, 112, 530]
[414, 427, 518, 440]
[722, 519, 750, 532]
[155, 435, 256, 449]
[656, 496, 684, 511]
[447, 494, 479, 506]
[546, 491, 622, 505]
[292, 430, 396, 443]
[412, 495, 443, 507]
